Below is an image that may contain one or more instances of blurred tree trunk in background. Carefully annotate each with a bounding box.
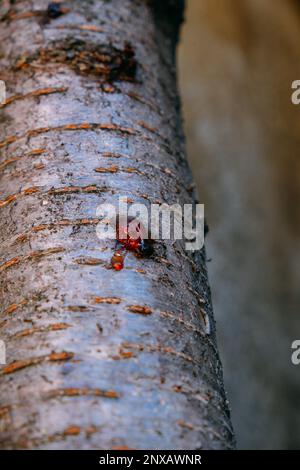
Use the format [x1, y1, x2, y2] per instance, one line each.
[0, 0, 235, 449]
[179, 0, 300, 449]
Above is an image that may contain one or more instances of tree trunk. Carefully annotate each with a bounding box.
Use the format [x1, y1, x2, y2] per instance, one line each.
[0, 0, 234, 450]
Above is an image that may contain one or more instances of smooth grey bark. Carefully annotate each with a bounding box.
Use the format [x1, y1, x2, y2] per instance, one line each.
[0, 0, 234, 449]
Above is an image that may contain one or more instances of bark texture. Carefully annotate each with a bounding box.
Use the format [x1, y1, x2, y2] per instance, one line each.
[0, 0, 234, 449]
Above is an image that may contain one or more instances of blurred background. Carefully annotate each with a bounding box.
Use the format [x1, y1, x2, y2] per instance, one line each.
[178, 0, 300, 449]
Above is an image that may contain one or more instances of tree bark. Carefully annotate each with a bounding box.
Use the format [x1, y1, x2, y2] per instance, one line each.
[0, 0, 234, 450]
